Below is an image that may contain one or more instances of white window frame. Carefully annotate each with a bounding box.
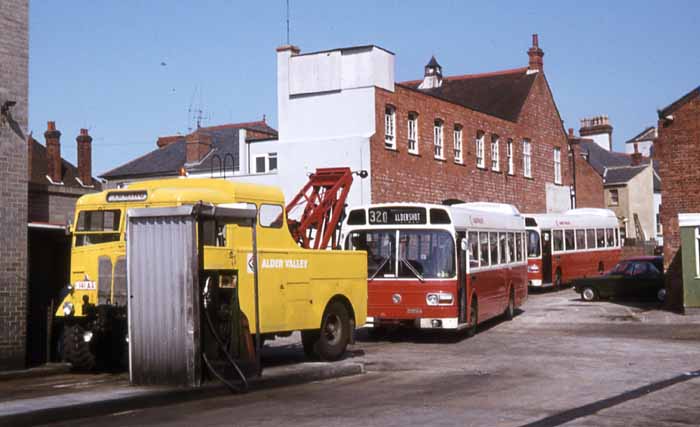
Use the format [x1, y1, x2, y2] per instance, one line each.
[554, 147, 562, 184]
[454, 125, 463, 163]
[523, 139, 532, 178]
[384, 105, 396, 150]
[476, 132, 485, 168]
[696, 227, 700, 277]
[254, 153, 278, 174]
[407, 112, 418, 154]
[609, 189, 619, 206]
[491, 135, 500, 171]
[434, 119, 444, 159]
[507, 139, 514, 175]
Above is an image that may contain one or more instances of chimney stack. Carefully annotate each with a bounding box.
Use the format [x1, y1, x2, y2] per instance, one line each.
[44, 121, 62, 183]
[76, 128, 93, 186]
[631, 143, 643, 166]
[527, 34, 544, 72]
[185, 129, 212, 164]
[579, 115, 613, 151]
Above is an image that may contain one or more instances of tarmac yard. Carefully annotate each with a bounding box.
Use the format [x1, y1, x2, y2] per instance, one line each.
[4, 288, 700, 427]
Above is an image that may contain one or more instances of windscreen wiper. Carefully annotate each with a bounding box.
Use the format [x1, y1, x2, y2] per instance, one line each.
[400, 257, 424, 282]
[369, 256, 391, 281]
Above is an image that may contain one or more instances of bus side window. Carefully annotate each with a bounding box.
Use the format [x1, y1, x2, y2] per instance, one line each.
[468, 232, 479, 268]
[490, 232, 499, 265]
[553, 230, 563, 252]
[479, 232, 490, 266]
[576, 229, 586, 250]
[564, 230, 575, 252]
[507, 232, 515, 263]
[499, 232, 507, 264]
[586, 229, 596, 249]
[515, 233, 523, 262]
[596, 229, 606, 248]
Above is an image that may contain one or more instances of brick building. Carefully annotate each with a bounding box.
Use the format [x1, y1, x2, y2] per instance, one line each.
[656, 86, 700, 311]
[368, 35, 572, 213]
[0, 0, 29, 370]
[26, 122, 101, 365]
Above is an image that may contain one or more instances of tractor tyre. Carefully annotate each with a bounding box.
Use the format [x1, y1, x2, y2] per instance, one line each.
[63, 324, 96, 371]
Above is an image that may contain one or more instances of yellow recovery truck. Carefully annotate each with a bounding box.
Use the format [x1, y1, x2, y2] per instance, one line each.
[55, 172, 367, 374]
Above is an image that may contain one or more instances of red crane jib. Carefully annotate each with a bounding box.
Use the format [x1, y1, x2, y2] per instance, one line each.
[285, 167, 354, 249]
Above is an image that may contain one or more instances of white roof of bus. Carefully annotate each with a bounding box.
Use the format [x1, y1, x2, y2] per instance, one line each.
[524, 208, 618, 230]
[449, 202, 524, 231]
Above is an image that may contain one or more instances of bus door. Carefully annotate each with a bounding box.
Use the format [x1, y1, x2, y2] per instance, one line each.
[457, 232, 467, 324]
[541, 230, 553, 284]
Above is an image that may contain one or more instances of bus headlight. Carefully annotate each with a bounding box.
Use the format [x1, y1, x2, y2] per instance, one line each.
[83, 331, 93, 343]
[528, 264, 540, 273]
[426, 292, 454, 306]
[63, 302, 74, 316]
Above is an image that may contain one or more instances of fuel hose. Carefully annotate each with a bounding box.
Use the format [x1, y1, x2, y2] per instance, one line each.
[202, 278, 249, 393]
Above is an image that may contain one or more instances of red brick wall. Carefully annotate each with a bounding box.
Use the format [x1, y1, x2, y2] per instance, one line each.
[370, 73, 572, 213]
[570, 143, 605, 208]
[656, 93, 700, 310]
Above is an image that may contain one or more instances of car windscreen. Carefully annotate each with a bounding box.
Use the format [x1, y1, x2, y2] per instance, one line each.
[527, 230, 541, 258]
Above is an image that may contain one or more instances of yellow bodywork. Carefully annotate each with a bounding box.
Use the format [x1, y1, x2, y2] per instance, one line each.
[57, 178, 367, 334]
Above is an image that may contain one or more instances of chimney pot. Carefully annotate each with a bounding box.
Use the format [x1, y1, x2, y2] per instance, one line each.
[47, 121, 56, 131]
[527, 33, 544, 72]
[568, 127, 574, 138]
[532, 34, 539, 47]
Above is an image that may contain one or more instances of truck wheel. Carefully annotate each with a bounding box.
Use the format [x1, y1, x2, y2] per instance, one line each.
[581, 287, 598, 302]
[466, 298, 478, 338]
[63, 324, 96, 371]
[303, 301, 351, 361]
[504, 288, 515, 321]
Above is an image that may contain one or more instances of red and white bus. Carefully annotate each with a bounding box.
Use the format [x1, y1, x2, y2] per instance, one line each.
[524, 208, 621, 288]
[341, 202, 527, 334]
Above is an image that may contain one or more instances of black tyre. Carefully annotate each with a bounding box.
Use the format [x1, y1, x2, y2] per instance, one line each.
[63, 324, 96, 371]
[581, 287, 598, 302]
[554, 268, 562, 289]
[302, 301, 351, 361]
[504, 288, 515, 321]
[466, 297, 478, 338]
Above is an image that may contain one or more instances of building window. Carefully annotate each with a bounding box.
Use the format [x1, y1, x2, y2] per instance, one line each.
[407, 112, 418, 154]
[453, 125, 463, 163]
[254, 153, 278, 174]
[523, 139, 532, 178]
[609, 189, 619, 206]
[553, 147, 561, 184]
[507, 139, 514, 175]
[656, 213, 662, 236]
[434, 119, 444, 159]
[385, 105, 396, 149]
[491, 135, 500, 171]
[695, 227, 700, 277]
[268, 152, 278, 172]
[476, 131, 485, 168]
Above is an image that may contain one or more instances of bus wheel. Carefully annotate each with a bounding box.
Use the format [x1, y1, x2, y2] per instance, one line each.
[64, 324, 96, 371]
[581, 287, 598, 302]
[504, 288, 515, 321]
[554, 269, 562, 289]
[466, 298, 478, 338]
[303, 301, 351, 361]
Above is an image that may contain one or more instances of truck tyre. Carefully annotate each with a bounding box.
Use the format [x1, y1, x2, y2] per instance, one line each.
[64, 324, 96, 371]
[302, 301, 351, 361]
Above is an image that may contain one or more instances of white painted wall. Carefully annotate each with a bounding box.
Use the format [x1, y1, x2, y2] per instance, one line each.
[654, 191, 663, 245]
[545, 183, 571, 213]
[588, 133, 611, 151]
[625, 140, 654, 156]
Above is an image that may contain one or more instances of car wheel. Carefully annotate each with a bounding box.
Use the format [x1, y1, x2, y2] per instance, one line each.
[581, 287, 598, 302]
[657, 288, 667, 303]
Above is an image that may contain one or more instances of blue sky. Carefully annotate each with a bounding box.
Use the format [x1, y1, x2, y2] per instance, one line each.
[29, 1, 700, 176]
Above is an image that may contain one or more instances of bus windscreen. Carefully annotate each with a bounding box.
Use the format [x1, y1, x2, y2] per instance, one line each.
[527, 230, 541, 258]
